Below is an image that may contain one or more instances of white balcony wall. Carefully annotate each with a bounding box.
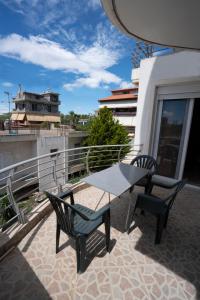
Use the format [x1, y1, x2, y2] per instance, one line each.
[133, 50, 200, 154]
[100, 101, 137, 109]
[113, 116, 137, 127]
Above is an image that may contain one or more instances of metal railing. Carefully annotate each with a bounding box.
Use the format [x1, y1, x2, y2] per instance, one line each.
[0, 143, 143, 230]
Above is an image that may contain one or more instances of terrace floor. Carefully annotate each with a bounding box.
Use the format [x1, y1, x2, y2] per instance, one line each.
[0, 185, 200, 300]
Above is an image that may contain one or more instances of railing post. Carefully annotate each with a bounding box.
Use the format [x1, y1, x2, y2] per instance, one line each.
[118, 145, 123, 162]
[6, 169, 26, 224]
[52, 155, 62, 194]
[86, 148, 91, 174]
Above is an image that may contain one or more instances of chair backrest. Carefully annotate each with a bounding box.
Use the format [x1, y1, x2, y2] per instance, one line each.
[45, 191, 74, 236]
[164, 179, 186, 209]
[131, 155, 158, 172]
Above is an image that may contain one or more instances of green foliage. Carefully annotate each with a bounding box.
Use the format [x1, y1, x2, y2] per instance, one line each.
[0, 195, 16, 226]
[0, 113, 10, 121]
[84, 107, 130, 171]
[85, 107, 129, 146]
[40, 121, 50, 129]
[61, 111, 91, 129]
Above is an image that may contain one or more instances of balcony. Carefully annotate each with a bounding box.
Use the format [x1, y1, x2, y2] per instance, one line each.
[0, 144, 199, 299]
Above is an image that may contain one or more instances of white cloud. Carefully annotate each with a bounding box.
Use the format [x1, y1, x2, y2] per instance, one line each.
[0, 0, 101, 29]
[87, 0, 101, 10]
[120, 81, 133, 89]
[0, 33, 126, 90]
[1, 81, 14, 87]
[0, 103, 10, 114]
[64, 70, 121, 91]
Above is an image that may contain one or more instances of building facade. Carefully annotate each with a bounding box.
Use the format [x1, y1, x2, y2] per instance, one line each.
[99, 87, 138, 136]
[11, 90, 61, 126]
[133, 50, 200, 186]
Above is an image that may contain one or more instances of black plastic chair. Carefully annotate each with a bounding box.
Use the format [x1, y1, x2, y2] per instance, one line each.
[132, 180, 186, 244]
[130, 155, 158, 193]
[45, 190, 110, 273]
[148, 174, 180, 194]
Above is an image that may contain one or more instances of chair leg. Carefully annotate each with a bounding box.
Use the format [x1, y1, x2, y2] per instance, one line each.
[76, 238, 81, 273]
[76, 237, 86, 273]
[133, 200, 138, 215]
[129, 186, 133, 193]
[164, 209, 170, 228]
[155, 215, 164, 244]
[140, 209, 145, 216]
[56, 224, 60, 253]
[105, 211, 110, 252]
[145, 182, 153, 194]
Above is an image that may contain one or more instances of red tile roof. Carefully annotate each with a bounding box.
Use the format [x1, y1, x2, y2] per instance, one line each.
[99, 94, 138, 102]
[111, 87, 138, 93]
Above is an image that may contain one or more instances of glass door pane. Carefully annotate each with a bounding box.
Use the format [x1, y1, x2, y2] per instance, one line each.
[157, 100, 187, 177]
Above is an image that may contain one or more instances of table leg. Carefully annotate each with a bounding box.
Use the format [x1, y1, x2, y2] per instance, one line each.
[94, 191, 106, 211]
[125, 198, 132, 231]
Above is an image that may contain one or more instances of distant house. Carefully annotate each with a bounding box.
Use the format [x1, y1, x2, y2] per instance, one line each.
[98, 87, 138, 136]
[11, 90, 61, 126]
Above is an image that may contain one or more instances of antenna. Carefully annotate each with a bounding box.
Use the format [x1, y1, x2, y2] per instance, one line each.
[18, 83, 23, 95]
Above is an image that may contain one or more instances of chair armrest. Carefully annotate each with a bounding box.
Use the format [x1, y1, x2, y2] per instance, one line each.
[67, 204, 110, 221]
[137, 193, 165, 213]
[88, 205, 110, 221]
[58, 189, 74, 205]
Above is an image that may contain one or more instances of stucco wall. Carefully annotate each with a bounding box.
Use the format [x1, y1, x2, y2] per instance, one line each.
[0, 140, 36, 170]
[133, 51, 200, 153]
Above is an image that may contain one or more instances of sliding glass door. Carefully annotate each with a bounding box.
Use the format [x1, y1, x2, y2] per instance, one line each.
[155, 99, 188, 178]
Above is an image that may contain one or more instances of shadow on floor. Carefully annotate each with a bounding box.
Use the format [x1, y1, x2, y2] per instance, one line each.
[58, 230, 116, 272]
[0, 246, 51, 300]
[21, 217, 48, 252]
[128, 187, 200, 299]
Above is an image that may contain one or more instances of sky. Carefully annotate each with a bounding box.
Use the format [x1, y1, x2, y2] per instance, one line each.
[0, 0, 135, 115]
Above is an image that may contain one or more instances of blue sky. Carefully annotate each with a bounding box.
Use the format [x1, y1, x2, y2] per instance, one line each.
[0, 0, 135, 114]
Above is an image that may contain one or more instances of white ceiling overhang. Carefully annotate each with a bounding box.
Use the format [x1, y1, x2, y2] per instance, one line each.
[101, 0, 200, 50]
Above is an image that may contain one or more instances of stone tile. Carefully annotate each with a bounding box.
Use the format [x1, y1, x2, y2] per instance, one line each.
[0, 186, 200, 299]
[74, 268, 112, 300]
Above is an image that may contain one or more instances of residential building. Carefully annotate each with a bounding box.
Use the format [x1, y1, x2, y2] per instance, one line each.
[11, 89, 61, 126]
[0, 131, 88, 189]
[132, 50, 200, 186]
[99, 87, 138, 136]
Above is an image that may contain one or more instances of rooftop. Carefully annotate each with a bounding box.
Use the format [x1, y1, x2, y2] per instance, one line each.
[99, 94, 138, 102]
[0, 184, 199, 299]
[111, 87, 138, 93]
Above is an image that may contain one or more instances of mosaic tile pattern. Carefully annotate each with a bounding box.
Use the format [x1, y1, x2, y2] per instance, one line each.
[0, 185, 200, 299]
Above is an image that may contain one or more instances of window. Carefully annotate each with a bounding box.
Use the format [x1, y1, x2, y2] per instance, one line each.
[50, 148, 58, 158]
[112, 107, 137, 116]
[47, 105, 52, 112]
[32, 103, 37, 111]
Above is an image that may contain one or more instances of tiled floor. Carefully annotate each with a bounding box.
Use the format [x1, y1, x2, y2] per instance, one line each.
[0, 185, 200, 299]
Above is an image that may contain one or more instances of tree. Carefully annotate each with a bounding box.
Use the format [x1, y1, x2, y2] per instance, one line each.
[68, 111, 79, 126]
[85, 107, 130, 171]
[85, 107, 129, 145]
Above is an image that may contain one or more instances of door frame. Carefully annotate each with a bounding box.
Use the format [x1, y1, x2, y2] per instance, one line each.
[151, 84, 197, 179]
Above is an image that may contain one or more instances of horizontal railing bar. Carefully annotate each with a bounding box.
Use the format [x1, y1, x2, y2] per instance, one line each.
[0, 193, 9, 201]
[12, 177, 39, 194]
[0, 175, 10, 182]
[68, 157, 86, 164]
[37, 172, 54, 181]
[0, 185, 7, 192]
[89, 163, 117, 169]
[0, 144, 143, 175]
[12, 171, 39, 185]
[38, 164, 54, 173]
[13, 163, 39, 176]
[16, 186, 39, 203]
[0, 214, 19, 229]
[67, 151, 88, 158]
